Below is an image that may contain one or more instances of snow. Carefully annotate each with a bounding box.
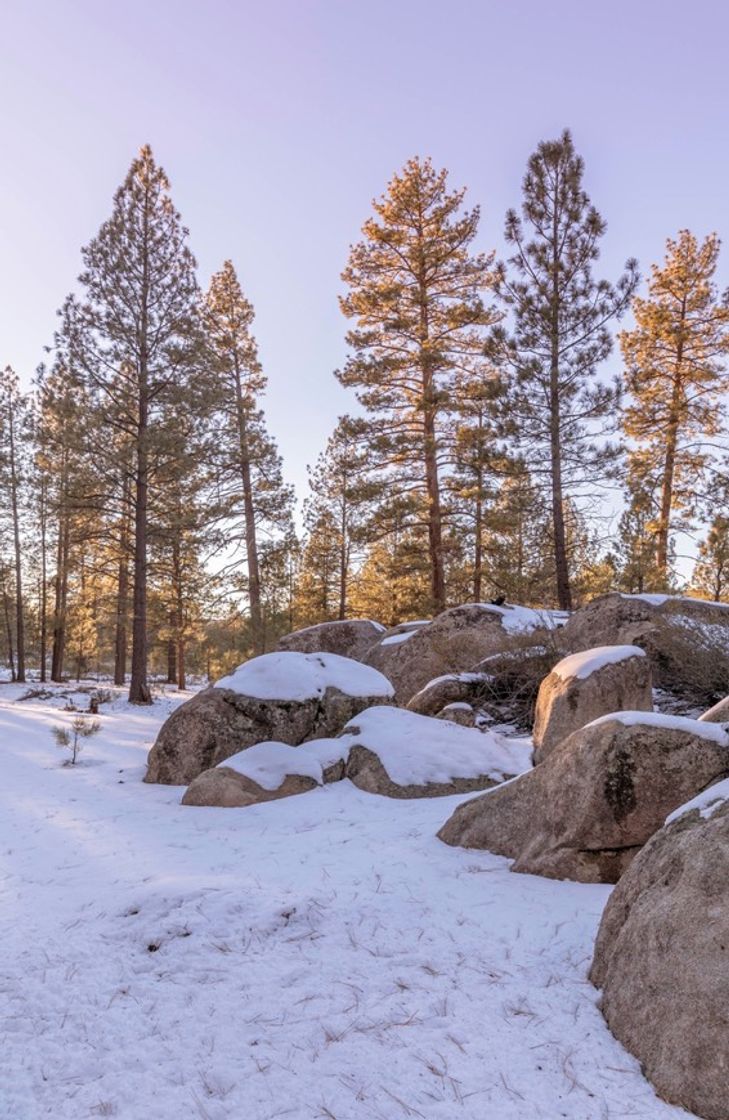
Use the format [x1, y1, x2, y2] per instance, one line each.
[0, 682, 694, 1120]
[219, 741, 323, 790]
[214, 650, 394, 701]
[380, 630, 416, 646]
[341, 705, 532, 785]
[552, 644, 645, 682]
[284, 617, 386, 636]
[473, 602, 566, 633]
[621, 593, 672, 606]
[298, 736, 352, 769]
[621, 592, 729, 610]
[665, 777, 729, 824]
[586, 709, 729, 744]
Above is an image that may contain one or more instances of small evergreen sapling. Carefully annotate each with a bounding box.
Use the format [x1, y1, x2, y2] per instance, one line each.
[52, 715, 101, 765]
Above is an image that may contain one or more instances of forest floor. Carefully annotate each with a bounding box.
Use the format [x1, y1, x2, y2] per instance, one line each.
[0, 683, 695, 1120]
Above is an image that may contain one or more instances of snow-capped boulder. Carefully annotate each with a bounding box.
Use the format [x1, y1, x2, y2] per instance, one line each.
[145, 652, 394, 785]
[364, 603, 555, 704]
[590, 790, 729, 1120]
[277, 618, 384, 662]
[342, 705, 530, 798]
[182, 742, 323, 807]
[438, 712, 729, 883]
[532, 645, 652, 764]
[699, 694, 729, 723]
[558, 592, 729, 703]
[406, 672, 489, 717]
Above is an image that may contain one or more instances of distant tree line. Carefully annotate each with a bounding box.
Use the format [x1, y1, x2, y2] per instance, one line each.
[1, 133, 728, 699]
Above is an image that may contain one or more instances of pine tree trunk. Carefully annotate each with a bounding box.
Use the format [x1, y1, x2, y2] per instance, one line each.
[39, 478, 48, 683]
[167, 613, 177, 685]
[8, 401, 25, 682]
[656, 333, 685, 585]
[51, 507, 69, 682]
[550, 423, 571, 610]
[129, 197, 151, 705]
[419, 290, 446, 614]
[549, 206, 572, 613]
[177, 636, 186, 691]
[338, 497, 348, 620]
[233, 360, 264, 654]
[3, 576, 16, 681]
[473, 444, 484, 601]
[172, 534, 185, 689]
[75, 554, 86, 683]
[114, 478, 130, 686]
[129, 417, 150, 703]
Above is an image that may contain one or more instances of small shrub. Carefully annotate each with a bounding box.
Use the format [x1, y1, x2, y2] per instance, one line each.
[650, 616, 729, 708]
[89, 688, 112, 713]
[52, 715, 101, 765]
[472, 634, 563, 731]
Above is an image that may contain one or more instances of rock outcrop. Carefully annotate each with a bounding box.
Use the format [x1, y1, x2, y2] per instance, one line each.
[406, 672, 489, 717]
[364, 603, 554, 705]
[438, 712, 729, 883]
[590, 790, 729, 1120]
[559, 592, 729, 703]
[532, 645, 652, 764]
[342, 705, 530, 799]
[182, 742, 322, 807]
[145, 652, 393, 785]
[277, 619, 384, 661]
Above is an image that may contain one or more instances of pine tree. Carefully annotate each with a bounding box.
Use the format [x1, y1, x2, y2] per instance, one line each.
[692, 515, 729, 602]
[621, 231, 729, 585]
[63, 145, 202, 702]
[0, 367, 30, 682]
[294, 508, 342, 625]
[35, 358, 90, 682]
[611, 474, 662, 593]
[298, 416, 374, 622]
[204, 260, 293, 654]
[447, 371, 505, 601]
[489, 130, 638, 610]
[338, 157, 498, 613]
[480, 464, 553, 604]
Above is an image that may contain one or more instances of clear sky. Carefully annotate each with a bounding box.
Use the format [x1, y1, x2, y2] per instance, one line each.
[2, 0, 728, 524]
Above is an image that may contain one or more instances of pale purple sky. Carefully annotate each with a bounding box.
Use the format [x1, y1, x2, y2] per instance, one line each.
[2, 0, 728, 506]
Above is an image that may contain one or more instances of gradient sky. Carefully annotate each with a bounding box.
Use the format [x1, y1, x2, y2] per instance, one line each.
[2, 0, 728, 528]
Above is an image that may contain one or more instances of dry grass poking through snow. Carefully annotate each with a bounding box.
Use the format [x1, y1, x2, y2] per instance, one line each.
[0, 684, 694, 1119]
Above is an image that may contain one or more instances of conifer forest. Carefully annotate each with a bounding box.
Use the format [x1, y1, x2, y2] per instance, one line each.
[3, 135, 728, 700]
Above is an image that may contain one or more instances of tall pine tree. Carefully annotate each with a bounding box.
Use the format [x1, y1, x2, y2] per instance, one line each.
[63, 145, 202, 702]
[489, 130, 638, 609]
[621, 230, 729, 585]
[338, 157, 497, 613]
[204, 260, 293, 654]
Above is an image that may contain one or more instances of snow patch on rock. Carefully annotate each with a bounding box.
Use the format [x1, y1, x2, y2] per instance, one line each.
[341, 705, 531, 786]
[586, 709, 729, 744]
[297, 736, 352, 769]
[219, 741, 324, 789]
[472, 603, 564, 634]
[665, 777, 729, 824]
[552, 645, 646, 682]
[380, 631, 416, 646]
[214, 651, 394, 701]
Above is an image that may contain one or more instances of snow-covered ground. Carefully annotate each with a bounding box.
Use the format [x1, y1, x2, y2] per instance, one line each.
[0, 683, 694, 1119]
